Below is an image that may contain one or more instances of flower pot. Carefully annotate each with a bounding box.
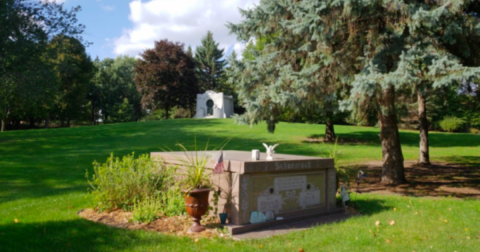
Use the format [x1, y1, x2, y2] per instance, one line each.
[184, 188, 211, 232]
[219, 213, 228, 224]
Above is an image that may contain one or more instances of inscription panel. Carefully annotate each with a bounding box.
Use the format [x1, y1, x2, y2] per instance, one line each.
[299, 190, 321, 208]
[257, 194, 283, 213]
[274, 176, 307, 191]
[250, 172, 325, 214]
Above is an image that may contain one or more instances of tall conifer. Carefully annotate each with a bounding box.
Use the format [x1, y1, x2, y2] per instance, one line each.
[194, 31, 227, 91]
[228, 0, 480, 184]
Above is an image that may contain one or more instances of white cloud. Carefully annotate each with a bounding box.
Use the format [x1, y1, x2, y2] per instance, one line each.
[101, 4, 115, 11]
[113, 0, 259, 58]
[40, 0, 67, 3]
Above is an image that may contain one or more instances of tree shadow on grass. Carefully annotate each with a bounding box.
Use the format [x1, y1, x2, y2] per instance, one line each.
[302, 130, 480, 148]
[346, 198, 390, 216]
[0, 118, 323, 203]
[347, 160, 480, 199]
[304, 133, 379, 146]
[3, 118, 478, 204]
[0, 119, 231, 204]
[0, 219, 190, 252]
[443, 156, 480, 167]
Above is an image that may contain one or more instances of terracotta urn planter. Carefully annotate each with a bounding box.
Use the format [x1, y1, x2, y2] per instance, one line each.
[184, 188, 211, 232]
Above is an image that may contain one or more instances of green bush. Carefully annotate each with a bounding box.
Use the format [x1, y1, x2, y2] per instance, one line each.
[160, 185, 186, 217]
[143, 109, 166, 121]
[87, 153, 166, 212]
[143, 106, 191, 121]
[109, 98, 134, 123]
[439, 116, 465, 132]
[470, 115, 480, 128]
[132, 195, 162, 223]
[469, 128, 480, 134]
[170, 106, 191, 119]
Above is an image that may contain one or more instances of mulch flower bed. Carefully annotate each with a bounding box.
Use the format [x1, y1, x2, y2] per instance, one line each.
[78, 208, 229, 239]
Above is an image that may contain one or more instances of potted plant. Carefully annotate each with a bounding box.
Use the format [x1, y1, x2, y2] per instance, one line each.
[175, 139, 214, 232]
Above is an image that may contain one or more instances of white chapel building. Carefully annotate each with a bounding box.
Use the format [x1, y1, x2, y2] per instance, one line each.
[194, 90, 234, 119]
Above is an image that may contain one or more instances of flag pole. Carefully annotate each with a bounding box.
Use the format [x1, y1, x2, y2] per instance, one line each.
[216, 148, 223, 196]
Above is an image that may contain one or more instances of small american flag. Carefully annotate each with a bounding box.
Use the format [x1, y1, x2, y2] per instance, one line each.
[213, 151, 224, 174]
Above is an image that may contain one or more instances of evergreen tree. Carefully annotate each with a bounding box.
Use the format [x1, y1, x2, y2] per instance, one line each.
[194, 31, 227, 91]
[226, 36, 281, 133]
[221, 51, 245, 114]
[186, 46, 193, 58]
[235, 34, 352, 138]
[369, 1, 480, 165]
[228, 0, 480, 184]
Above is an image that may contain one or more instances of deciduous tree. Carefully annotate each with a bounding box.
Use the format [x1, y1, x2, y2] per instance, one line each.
[0, 0, 86, 131]
[135, 40, 198, 119]
[90, 56, 142, 124]
[48, 35, 94, 127]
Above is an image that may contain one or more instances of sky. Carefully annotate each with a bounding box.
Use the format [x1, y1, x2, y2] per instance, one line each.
[46, 0, 259, 60]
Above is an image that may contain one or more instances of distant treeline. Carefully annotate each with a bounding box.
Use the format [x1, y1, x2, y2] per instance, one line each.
[2, 0, 479, 135]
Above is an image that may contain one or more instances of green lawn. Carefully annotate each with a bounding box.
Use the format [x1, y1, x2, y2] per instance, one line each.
[1, 119, 479, 251]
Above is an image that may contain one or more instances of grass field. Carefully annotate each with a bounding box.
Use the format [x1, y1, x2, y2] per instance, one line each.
[1, 119, 479, 251]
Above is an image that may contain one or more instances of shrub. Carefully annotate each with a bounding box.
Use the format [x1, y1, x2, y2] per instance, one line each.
[87, 153, 166, 212]
[109, 98, 134, 123]
[160, 185, 186, 217]
[170, 106, 191, 119]
[143, 109, 166, 121]
[132, 195, 162, 223]
[471, 116, 480, 129]
[143, 106, 191, 121]
[439, 116, 465, 132]
[469, 128, 480, 134]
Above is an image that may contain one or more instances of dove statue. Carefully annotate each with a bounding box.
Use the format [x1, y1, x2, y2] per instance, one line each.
[262, 143, 279, 161]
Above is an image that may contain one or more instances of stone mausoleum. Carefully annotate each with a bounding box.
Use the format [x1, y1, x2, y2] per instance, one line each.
[194, 90, 234, 119]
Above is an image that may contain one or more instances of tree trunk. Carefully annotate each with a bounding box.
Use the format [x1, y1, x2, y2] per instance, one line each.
[378, 86, 407, 185]
[418, 91, 430, 165]
[29, 118, 35, 129]
[324, 101, 336, 141]
[324, 118, 336, 142]
[1, 119, 5, 132]
[14, 119, 20, 129]
[91, 103, 96, 125]
[188, 98, 195, 118]
[266, 114, 277, 133]
[267, 119, 276, 133]
[165, 104, 170, 119]
[44, 118, 50, 128]
[104, 111, 108, 123]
